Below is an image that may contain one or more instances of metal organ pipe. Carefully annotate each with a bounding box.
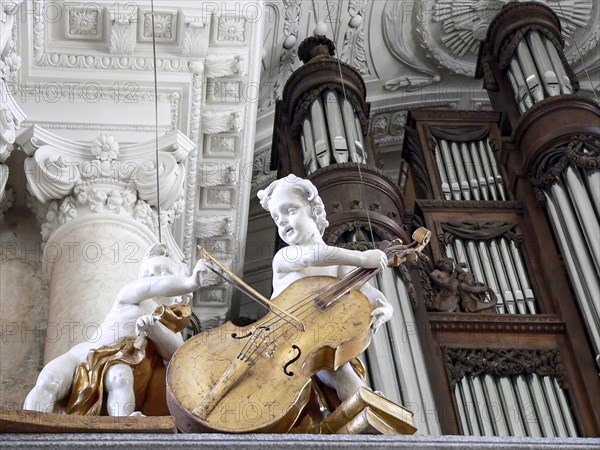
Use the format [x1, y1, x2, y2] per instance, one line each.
[485, 139, 506, 200]
[514, 375, 542, 437]
[450, 141, 471, 200]
[526, 31, 561, 97]
[509, 240, 537, 314]
[301, 119, 317, 173]
[460, 142, 480, 200]
[310, 97, 331, 168]
[341, 98, 360, 163]
[545, 183, 600, 356]
[516, 40, 545, 103]
[563, 166, 600, 273]
[440, 139, 461, 200]
[543, 39, 573, 95]
[508, 58, 534, 112]
[434, 140, 452, 199]
[506, 31, 573, 112]
[470, 142, 489, 200]
[478, 140, 499, 200]
[585, 169, 600, 217]
[470, 376, 495, 435]
[354, 115, 366, 162]
[322, 90, 348, 164]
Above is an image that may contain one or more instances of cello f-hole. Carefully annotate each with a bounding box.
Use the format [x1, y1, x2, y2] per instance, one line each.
[231, 326, 270, 340]
[283, 345, 302, 376]
[231, 331, 252, 339]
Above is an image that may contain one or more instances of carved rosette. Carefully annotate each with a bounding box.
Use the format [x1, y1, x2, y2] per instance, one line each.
[19, 127, 195, 245]
[529, 135, 600, 205]
[443, 347, 566, 388]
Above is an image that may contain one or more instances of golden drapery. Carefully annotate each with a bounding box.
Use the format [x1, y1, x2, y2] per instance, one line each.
[65, 304, 191, 416]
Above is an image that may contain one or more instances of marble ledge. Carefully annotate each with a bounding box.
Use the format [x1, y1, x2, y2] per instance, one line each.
[2, 434, 599, 449]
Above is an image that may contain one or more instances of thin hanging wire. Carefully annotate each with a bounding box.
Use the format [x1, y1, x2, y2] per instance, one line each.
[150, 0, 162, 242]
[324, 0, 377, 247]
[555, 0, 599, 103]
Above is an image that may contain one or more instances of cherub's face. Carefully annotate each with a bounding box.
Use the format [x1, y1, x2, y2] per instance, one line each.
[269, 187, 320, 245]
[141, 255, 177, 278]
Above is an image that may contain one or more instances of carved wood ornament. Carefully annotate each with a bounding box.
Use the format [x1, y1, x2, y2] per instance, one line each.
[529, 135, 600, 205]
[443, 348, 566, 389]
[427, 257, 497, 314]
[436, 221, 519, 247]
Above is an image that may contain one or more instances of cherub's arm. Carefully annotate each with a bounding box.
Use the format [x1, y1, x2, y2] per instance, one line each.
[136, 317, 184, 360]
[359, 282, 393, 332]
[274, 244, 387, 274]
[338, 264, 393, 333]
[117, 259, 208, 305]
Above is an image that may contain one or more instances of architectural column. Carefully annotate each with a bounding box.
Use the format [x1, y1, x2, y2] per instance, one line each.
[18, 126, 195, 362]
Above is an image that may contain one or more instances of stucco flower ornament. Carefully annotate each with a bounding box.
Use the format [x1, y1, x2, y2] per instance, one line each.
[0, 53, 22, 81]
[91, 134, 120, 162]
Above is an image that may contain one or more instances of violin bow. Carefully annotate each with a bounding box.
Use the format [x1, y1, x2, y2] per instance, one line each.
[196, 246, 305, 331]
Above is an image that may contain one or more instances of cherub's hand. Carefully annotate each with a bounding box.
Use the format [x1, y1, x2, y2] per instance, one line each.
[136, 314, 159, 334]
[360, 249, 387, 271]
[370, 299, 393, 333]
[193, 258, 211, 286]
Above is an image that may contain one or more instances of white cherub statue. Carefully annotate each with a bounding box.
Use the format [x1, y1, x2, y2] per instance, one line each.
[23, 243, 207, 416]
[257, 174, 393, 401]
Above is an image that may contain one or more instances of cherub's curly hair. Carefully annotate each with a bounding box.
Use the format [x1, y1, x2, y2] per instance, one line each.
[257, 175, 329, 235]
[140, 243, 186, 276]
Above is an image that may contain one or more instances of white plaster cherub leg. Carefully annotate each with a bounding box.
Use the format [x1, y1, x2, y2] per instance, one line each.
[316, 362, 367, 401]
[23, 352, 80, 413]
[105, 363, 136, 416]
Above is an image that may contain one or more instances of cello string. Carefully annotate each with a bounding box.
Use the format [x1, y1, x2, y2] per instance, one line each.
[241, 242, 416, 362]
[150, 0, 162, 242]
[238, 256, 388, 362]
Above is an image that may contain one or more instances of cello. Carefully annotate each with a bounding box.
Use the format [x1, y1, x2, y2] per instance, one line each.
[166, 228, 430, 433]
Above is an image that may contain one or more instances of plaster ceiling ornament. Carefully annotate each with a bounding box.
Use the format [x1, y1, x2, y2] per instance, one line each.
[217, 16, 247, 42]
[261, 0, 301, 112]
[382, 0, 441, 91]
[202, 110, 243, 134]
[140, 10, 177, 43]
[109, 11, 136, 55]
[417, 0, 596, 76]
[205, 54, 247, 78]
[66, 5, 102, 39]
[206, 80, 242, 103]
[182, 15, 209, 57]
[340, 0, 369, 75]
[195, 215, 234, 239]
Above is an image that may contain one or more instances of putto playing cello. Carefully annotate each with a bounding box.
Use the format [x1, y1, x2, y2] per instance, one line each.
[166, 175, 429, 433]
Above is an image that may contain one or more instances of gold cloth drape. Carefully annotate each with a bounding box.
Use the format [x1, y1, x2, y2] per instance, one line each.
[65, 304, 191, 416]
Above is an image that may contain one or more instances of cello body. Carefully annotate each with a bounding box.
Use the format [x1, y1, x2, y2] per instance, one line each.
[166, 275, 373, 433]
